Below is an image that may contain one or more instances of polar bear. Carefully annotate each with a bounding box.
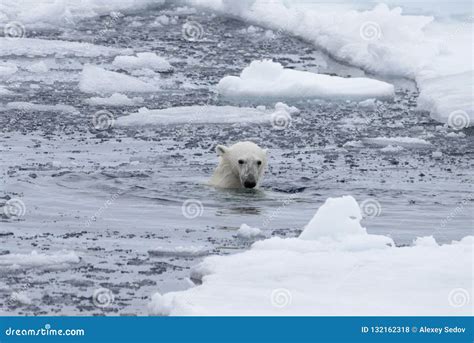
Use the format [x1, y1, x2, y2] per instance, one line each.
[209, 141, 267, 189]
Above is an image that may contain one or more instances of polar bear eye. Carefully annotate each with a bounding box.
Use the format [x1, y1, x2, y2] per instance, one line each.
[257, 160, 262, 166]
[238, 159, 244, 165]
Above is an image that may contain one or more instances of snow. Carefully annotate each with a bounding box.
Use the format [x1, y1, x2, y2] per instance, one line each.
[0, 0, 164, 26]
[112, 53, 173, 73]
[191, 0, 473, 126]
[116, 104, 281, 126]
[417, 71, 473, 129]
[362, 136, 431, 148]
[10, 292, 32, 305]
[0, 86, 15, 96]
[79, 65, 157, 94]
[380, 145, 404, 153]
[5, 101, 79, 114]
[0, 62, 18, 77]
[217, 60, 395, 101]
[0, 38, 126, 57]
[25, 61, 49, 73]
[148, 195, 473, 316]
[237, 224, 263, 239]
[300, 196, 390, 244]
[85, 93, 144, 106]
[0, 250, 80, 269]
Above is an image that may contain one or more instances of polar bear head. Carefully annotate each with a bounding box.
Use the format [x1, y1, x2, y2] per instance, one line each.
[211, 141, 268, 189]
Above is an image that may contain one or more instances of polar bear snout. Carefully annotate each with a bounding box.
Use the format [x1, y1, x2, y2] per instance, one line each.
[243, 180, 257, 189]
[238, 160, 259, 188]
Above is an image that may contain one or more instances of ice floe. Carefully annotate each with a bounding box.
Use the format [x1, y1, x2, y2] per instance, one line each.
[148, 245, 209, 258]
[148, 195, 473, 316]
[85, 93, 144, 106]
[79, 65, 157, 94]
[116, 103, 295, 126]
[362, 136, 431, 148]
[0, 62, 18, 77]
[4, 101, 79, 114]
[236, 223, 263, 239]
[0, 250, 80, 269]
[0, 38, 126, 58]
[217, 60, 394, 101]
[192, 1, 473, 127]
[0, 0, 164, 26]
[112, 53, 173, 73]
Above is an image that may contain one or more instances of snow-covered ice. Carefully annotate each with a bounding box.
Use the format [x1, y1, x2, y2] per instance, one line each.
[86, 93, 144, 106]
[362, 136, 431, 148]
[0, 38, 126, 57]
[0, 0, 471, 317]
[193, 0, 473, 126]
[0, 62, 18, 77]
[380, 145, 404, 153]
[0, 86, 15, 96]
[116, 104, 282, 126]
[236, 223, 263, 239]
[148, 196, 472, 316]
[217, 60, 395, 101]
[79, 65, 157, 94]
[9, 292, 32, 305]
[0, 0, 164, 26]
[0, 250, 80, 269]
[148, 246, 209, 258]
[4, 102, 79, 115]
[113, 53, 173, 73]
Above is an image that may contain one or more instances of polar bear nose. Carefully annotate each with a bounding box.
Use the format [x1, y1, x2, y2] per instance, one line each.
[244, 181, 256, 188]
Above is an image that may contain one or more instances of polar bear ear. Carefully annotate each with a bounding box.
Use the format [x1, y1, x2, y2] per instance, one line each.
[216, 145, 228, 156]
[262, 149, 268, 155]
